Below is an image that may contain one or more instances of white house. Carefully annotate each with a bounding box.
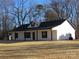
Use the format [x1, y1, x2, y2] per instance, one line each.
[10, 19, 75, 40]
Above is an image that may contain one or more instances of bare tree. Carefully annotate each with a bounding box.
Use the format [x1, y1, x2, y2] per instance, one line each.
[73, 0, 79, 39]
[9, 0, 29, 26]
[0, 0, 14, 40]
[48, 0, 73, 20]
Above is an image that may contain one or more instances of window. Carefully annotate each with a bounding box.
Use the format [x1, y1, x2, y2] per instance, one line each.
[24, 32, 31, 38]
[15, 33, 18, 38]
[42, 31, 47, 38]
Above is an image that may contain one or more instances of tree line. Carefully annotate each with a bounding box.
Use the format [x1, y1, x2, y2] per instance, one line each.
[0, 0, 78, 40]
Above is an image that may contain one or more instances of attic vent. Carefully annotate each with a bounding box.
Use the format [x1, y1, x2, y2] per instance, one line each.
[31, 22, 35, 27]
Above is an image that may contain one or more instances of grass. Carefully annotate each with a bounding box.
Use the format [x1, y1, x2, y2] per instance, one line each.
[0, 40, 79, 59]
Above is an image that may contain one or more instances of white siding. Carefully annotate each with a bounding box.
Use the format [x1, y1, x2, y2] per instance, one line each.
[52, 30, 57, 40]
[11, 31, 24, 40]
[52, 20, 75, 40]
[17, 31, 24, 40]
[11, 31, 37, 40]
[11, 30, 52, 41]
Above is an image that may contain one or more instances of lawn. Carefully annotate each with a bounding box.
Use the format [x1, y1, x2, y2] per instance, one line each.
[0, 40, 79, 59]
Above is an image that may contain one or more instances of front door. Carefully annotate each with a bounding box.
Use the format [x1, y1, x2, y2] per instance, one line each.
[32, 32, 35, 40]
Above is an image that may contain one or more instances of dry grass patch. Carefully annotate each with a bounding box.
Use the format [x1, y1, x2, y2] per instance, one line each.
[0, 40, 78, 59]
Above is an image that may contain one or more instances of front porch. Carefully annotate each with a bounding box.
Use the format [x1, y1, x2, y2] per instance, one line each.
[10, 29, 57, 41]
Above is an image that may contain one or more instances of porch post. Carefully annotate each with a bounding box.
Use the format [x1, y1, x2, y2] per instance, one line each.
[36, 30, 38, 41]
[51, 30, 52, 40]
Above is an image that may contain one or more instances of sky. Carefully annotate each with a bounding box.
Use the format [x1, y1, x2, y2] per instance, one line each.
[14, 0, 50, 25]
[34, 0, 50, 4]
[15, 0, 50, 7]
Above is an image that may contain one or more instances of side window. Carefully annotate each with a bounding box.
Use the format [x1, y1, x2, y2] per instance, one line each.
[24, 32, 31, 38]
[42, 31, 47, 38]
[15, 33, 18, 38]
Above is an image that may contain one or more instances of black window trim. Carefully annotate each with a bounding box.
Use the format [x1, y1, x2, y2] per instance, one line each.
[24, 32, 31, 38]
[42, 31, 47, 38]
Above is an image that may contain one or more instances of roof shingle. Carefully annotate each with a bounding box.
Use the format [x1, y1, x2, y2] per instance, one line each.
[12, 19, 65, 31]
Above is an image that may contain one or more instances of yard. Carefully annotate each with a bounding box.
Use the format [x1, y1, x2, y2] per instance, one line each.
[0, 40, 79, 59]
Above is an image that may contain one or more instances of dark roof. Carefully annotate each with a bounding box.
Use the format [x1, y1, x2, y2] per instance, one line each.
[12, 19, 65, 31]
[13, 24, 30, 31]
[39, 20, 65, 28]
